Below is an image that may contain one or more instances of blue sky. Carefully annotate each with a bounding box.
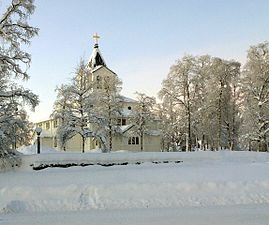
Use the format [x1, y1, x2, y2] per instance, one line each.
[23, 0, 269, 122]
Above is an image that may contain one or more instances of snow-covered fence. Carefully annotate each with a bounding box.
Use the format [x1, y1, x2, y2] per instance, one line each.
[20, 152, 183, 170]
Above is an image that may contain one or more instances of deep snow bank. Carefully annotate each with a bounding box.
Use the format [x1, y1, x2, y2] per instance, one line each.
[0, 151, 269, 215]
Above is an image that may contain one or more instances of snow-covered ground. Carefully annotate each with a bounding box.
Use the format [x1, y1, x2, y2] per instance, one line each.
[0, 150, 269, 225]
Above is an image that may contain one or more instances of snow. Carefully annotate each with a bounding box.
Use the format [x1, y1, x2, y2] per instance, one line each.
[16, 145, 59, 155]
[0, 150, 269, 224]
[120, 108, 134, 116]
[119, 95, 137, 103]
[119, 124, 134, 133]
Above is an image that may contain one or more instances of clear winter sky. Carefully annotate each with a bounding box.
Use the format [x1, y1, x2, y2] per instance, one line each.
[24, 0, 269, 122]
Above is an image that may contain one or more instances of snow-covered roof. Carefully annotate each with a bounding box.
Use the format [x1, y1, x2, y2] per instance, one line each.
[88, 44, 106, 70]
[91, 64, 117, 75]
[119, 95, 137, 103]
[145, 130, 162, 136]
[119, 124, 134, 133]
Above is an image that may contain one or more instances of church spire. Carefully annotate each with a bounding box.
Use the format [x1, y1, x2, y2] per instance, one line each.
[88, 33, 106, 70]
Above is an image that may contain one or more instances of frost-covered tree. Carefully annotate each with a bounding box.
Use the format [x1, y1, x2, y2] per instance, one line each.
[1, 100, 34, 149]
[159, 55, 241, 151]
[186, 55, 212, 150]
[157, 100, 185, 151]
[130, 92, 156, 151]
[51, 84, 73, 151]
[53, 61, 93, 153]
[159, 55, 201, 151]
[91, 75, 123, 152]
[241, 42, 269, 152]
[0, 0, 38, 163]
[205, 58, 241, 150]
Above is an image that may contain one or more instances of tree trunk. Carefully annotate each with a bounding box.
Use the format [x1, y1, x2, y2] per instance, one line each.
[217, 82, 224, 150]
[108, 104, 112, 153]
[109, 125, 112, 152]
[140, 133, 143, 151]
[202, 134, 205, 151]
[82, 136, 85, 153]
[188, 109, 191, 151]
[230, 84, 237, 151]
[258, 103, 263, 152]
[186, 86, 192, 152]
[227, 122, 232, 150]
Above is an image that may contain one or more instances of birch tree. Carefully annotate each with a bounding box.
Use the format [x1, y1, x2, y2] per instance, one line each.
[207, 58, 241, 150]
[92, 75, 123, 152]
[156, 101, 184, 151]
[158, 55, 241, 151]
[131, 92, 156, 151]
[241, 42, 269, 152]
[0, 0, 38, 162]
[159, 55, 199, 151]
[53, 61, 94, 153]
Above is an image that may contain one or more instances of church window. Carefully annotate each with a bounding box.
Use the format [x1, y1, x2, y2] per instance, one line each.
[96, 75, 100, 81]
[128, 106, 132, 110]
[53, 120, 58, 128]
[117, 119, 121, 125]
[117, 118, 127, 126]
[128, 136, 139, 145]
[45, 122, 50, 129]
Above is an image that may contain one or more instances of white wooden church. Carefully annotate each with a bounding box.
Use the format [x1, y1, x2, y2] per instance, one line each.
[35, 34, 161, 152]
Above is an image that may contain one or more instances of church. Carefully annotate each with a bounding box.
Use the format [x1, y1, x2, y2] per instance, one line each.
[35, 34, 162, 152]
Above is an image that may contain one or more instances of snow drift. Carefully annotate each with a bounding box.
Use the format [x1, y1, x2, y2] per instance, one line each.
[0, 151, 269, 225]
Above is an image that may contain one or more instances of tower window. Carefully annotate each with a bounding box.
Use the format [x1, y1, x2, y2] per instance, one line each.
[128, 106, 132, 110]
[117, 118, 127, 126]
[128, 136, 139, 145]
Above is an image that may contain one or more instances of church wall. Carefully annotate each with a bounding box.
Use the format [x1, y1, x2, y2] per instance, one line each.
[112, 134, 161, 152]
[112, 136, 140, 152]
[65, 134, 85, 152]
[91, 67, 116, 89]
[143, 135, 161, 152]
[41, 137, 53, 149]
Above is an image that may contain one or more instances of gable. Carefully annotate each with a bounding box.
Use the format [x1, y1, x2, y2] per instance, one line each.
[91, 65, 117, 77]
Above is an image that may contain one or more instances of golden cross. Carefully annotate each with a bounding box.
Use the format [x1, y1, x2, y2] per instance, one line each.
[93, 33, 100, 44]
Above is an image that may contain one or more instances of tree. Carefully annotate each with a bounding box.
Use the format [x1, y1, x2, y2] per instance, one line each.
[159, 55, 200, 151]
[241, 42, 269, 152]
[156, 101, 183, 151]
[91, 75, 123, 152]
[205, 58, 241, 150]
[51, 84, 73, 151]
[131, 92, 156, 151]
[53, 61, 94, 153]
[158, 55, 241, 151]
[0, 0, 38, 163]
